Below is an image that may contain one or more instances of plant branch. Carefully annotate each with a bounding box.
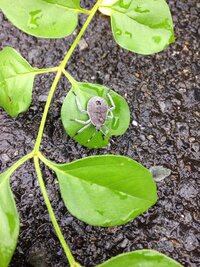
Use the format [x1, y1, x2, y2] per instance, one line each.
[60, 0, 103, 70]
[34, 156, 79, 266]
[33, 67, 59, 75]
[33, 69, 62, 153]
[3, 152, 33, 177]
[62, 69, 78, 87]
[34, 0, 103, 154]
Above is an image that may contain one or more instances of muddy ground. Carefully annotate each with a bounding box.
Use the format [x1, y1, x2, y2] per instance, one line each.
[0, 0, 199, 266]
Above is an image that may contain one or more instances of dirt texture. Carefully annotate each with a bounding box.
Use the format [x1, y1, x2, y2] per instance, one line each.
[0, 0, 199, 266]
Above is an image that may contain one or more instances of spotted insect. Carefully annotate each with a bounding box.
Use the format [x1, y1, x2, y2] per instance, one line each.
[71, 91, 115, 141]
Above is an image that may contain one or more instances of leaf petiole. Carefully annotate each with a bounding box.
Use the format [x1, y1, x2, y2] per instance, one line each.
[1, 152, 33, 179]
[34, 0, 103, 154]
[32, 67, 59, 75]
[62, 69, 78, 87]
[34, 156, 80, 267]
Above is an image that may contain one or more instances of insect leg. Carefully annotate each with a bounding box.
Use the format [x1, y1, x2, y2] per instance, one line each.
[73, 122, 92, 137]
[107, 109, 114, 119]
[71, 118, 91, 125]
[72, 91, 87, 114]
[100, 125, 109, 137]
[107, 91, 115, 111]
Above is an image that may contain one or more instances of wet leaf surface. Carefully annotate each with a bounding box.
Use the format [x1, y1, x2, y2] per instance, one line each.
[61, 82, 130, 148]
[0, 171, 19, 267]
[43, 155, 157, 226]
[97, 249, 183, 267]
[100, 0, 174, 54]
[0, 0, 82, 38]
[0, 47, 35, 117]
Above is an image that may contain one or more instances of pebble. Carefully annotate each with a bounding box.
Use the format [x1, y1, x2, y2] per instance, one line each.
[1, 153, 10, 163]
[78, 38, 88, 51]
[38, 95, 48, 102]
[184, 234, 199, 252]
[149, 166, 171, 182]
[132, 120, 138, 127]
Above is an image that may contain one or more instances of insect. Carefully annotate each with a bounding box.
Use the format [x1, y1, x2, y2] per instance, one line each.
[71, 91, 115, 141]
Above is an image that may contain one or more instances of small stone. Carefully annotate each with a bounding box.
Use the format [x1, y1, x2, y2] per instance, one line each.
[191, 143, 199, 152]
[104, 74, 110, 81]
[149, 166, 171, 182]
[78, 38, 88, 51]
[148, 135, 154, 140]
[184, 233, 199, 251]
[120, 238, 129, 248]
[14, 150, 19, 156]
[1, 153, 10, 163]
[179, 184, 198, 200]
[158, 101, 166, 113]
[132, 120, 138, 127]
[38, 95, 48, 102]
[161, 136, 166, 142]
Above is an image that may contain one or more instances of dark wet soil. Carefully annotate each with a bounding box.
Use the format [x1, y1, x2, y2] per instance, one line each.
[0, 0, 200, 266]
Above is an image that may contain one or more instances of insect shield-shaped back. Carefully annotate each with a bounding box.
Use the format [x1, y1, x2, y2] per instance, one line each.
[61, 82, 130, 148]
[87, 96, 108, 130]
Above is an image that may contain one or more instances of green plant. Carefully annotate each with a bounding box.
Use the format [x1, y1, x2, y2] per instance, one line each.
[0, 0, 182, 266]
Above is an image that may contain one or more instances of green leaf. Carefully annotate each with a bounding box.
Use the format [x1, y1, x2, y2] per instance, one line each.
[61, 82, 130, 148]
[100, 0, 174, 55]
[0, 47, 37, 117]
[97, 249, 183, 267]
[0, 171, 19, 267]
[0, 0, 83, 38]
[42, 155, 157, 226]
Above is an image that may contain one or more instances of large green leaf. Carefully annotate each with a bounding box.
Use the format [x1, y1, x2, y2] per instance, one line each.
[0, 0, 84, 38]
[99, 0, 174, 55]
[0, 47, 38, 117]
[97, 249, 183, 267]
[0, 171, 19, 267]
[42, 155, 157, 226]
[61, 82, 130, 148]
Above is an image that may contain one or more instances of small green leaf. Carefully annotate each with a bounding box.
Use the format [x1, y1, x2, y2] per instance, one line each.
[42, 155, 157, 227]
[100, 0, 174, 55]
[61, 82, 130, 148]
[97, 249, 183, 267]
[0, 171, 19, 267]
[0, 0, 83, 38]
[0, 47, 37, 117]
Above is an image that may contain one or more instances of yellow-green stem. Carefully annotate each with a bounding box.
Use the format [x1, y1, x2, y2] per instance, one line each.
[33, 69, 62, 153]
[34, 156, 77, 266]
[60, 0, 103, 69]
[32, 1, 103, 266]
[33, 67, 59, 75]
[6, 153, 33, 177]
[34, 0, 103, 154]
[62, 69, 78, 87]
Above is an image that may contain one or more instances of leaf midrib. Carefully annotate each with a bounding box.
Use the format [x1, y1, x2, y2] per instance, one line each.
[56, 167, 152, 204]
[41, 0, 84, 13]
[0, 70, 37, 82]
[60, 172, 151, 205]
[104, 6, 171, 31]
